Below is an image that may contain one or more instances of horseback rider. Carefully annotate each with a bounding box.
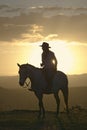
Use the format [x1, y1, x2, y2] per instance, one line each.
[40, 42, 58, 88]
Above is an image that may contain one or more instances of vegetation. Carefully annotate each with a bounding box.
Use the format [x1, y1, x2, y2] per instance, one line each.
[0, 107, 87, 130]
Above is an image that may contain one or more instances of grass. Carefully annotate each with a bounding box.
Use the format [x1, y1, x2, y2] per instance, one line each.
[0, 108, 87, 130]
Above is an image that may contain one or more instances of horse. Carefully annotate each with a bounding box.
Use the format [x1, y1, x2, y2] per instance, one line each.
[17, 63, 69, 118]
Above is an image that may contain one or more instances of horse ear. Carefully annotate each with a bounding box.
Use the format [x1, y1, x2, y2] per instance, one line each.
[17, 63, 21, 67]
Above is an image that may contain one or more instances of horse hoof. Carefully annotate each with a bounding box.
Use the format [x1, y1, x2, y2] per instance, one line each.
[37, 115, 45, 120]
[37, 115, 41, 119]
[67, 110, 69, 115]
[42, 115, 45, 120]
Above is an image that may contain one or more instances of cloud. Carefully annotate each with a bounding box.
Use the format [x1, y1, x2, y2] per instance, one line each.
[2, 5, 87, 18]
[75, 7, 87, 11]
[0, 5, 9, 10]
[6, 7, 23, 13]
[0, 11, 87, 43]
[45, 34, 59, 41]
[28, 6, 87, 15]
[29, 6, 87, 11]
[30, 24, 43, 33]
[21, 33, 44, 43]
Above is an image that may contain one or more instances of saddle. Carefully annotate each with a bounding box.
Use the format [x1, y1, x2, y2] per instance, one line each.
[42, 68, 56, 89]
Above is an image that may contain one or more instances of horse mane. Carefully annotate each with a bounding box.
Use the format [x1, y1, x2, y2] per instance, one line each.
[23, 63, 40, 71]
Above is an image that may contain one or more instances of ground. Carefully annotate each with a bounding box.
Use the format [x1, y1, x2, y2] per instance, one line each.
[0, 108, 87, 130]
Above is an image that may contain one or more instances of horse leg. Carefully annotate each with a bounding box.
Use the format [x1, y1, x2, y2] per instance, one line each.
[35, 92, 45, 119]
[54, 92, 60, 116]
[61, 87, 69, 114]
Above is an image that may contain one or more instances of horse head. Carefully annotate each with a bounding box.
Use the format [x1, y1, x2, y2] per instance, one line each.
[17, 63, 29, 86]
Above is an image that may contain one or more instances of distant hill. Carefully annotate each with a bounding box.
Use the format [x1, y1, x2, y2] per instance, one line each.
[0, 86, 87, 111]
[0, 76, 19, 89]
[0, 74, 87, 89]
[0, 74, 87, 111]
[68, 73, 87, 87]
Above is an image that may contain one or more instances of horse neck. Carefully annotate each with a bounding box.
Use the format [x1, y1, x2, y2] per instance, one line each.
[27, 65, 39, 82]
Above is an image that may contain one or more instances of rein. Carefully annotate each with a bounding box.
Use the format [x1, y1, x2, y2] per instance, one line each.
[24, 80, 31, 89]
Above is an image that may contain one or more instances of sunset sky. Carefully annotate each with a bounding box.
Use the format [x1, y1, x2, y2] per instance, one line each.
[0, 0, 87, 75]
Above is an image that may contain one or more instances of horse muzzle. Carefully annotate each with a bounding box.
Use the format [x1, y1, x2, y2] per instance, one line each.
[19, 81, 24, 86]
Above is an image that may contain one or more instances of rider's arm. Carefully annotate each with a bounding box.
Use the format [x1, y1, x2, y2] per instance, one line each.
[40, 53, 45, 67]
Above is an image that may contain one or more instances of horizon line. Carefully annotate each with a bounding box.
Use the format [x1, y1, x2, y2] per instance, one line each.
[0, 73, 87, 77]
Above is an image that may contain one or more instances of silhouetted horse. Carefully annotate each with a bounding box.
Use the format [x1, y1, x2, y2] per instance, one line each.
[17, 63, 69, 118]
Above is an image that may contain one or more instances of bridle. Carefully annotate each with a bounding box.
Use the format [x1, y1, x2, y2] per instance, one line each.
[25, 81, 31, 88]
[18, 64, 32, 90]
[22, 76, 31, 90]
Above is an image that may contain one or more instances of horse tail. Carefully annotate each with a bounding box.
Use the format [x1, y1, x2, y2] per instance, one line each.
[61, 77, 69, 111]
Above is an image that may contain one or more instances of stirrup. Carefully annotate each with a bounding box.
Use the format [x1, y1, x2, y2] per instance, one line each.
[28, 88, 33, 91]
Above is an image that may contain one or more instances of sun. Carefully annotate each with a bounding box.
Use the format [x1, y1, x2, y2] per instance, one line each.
[50, 41, 74, 74]
[27, 41, 75, 74]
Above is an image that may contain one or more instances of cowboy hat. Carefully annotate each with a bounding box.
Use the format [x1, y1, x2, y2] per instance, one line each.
[40, 42, 51, 48]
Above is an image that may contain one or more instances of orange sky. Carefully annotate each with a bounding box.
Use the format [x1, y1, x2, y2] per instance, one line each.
[0, 40, 87, 76]
[0, 0, 87, 75]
